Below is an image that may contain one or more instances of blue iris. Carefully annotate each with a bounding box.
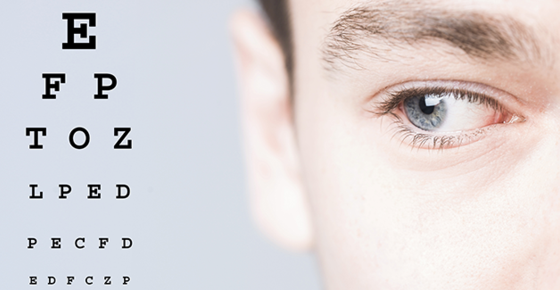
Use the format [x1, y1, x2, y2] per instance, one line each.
[404, 95, 447, 131]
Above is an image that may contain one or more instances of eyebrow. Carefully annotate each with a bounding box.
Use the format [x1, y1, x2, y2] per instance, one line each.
[322, 2, 544, 71]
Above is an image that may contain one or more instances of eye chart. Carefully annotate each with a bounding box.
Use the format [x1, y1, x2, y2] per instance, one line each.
[0, 1, 319, 289]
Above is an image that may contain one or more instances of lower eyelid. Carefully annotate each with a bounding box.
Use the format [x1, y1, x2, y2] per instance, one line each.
[389, 118, 494, 150]
[386, 102, 510, 150]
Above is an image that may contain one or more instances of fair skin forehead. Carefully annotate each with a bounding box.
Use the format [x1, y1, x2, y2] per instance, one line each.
[287, 0, 560, 289]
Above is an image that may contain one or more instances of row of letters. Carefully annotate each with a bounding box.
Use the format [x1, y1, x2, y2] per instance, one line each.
[29, 184, 130, 199]
[30, 276, 130, 286]
[28, 237, 133, 249]
[25, 127, 132, 150]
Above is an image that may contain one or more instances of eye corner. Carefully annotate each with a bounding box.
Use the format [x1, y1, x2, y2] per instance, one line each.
[505, 114, 527, 124]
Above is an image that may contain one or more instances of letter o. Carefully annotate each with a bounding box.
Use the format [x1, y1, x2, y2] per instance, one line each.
[69, 127, 90, 149]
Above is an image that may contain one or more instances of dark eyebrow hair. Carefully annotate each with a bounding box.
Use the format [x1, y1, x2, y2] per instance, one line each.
[323, 3, 544, 71]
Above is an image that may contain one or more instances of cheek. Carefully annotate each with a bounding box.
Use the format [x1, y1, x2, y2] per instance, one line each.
[297, 98, 560, 289]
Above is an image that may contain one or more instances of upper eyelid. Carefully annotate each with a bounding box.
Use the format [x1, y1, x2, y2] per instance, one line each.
[369, 80, 521, 117]
[378, 87, 502, 114]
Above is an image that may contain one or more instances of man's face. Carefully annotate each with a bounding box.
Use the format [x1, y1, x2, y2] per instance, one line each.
[291, 0, 560, 288]
[234, 0, 560, 288]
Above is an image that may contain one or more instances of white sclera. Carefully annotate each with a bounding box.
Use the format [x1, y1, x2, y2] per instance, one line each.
[431, 93, 497, 132]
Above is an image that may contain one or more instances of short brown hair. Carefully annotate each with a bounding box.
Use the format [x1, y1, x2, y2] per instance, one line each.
[258, 0, 293, 78]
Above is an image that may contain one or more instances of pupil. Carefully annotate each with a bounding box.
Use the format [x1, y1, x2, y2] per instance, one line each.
[419, 97, 435, 114]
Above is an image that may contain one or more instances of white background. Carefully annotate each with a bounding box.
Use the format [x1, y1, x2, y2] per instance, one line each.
[0, 0, 320, 289]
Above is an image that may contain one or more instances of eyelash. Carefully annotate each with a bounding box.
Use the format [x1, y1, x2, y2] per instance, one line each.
[372, 86, 517, 150]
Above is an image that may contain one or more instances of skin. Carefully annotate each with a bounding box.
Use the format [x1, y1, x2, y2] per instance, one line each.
[232, 0, 560, 289]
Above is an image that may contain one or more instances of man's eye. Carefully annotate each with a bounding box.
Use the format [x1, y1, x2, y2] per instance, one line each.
[371, 83, 524, 150]
[402, 92, 503, 132]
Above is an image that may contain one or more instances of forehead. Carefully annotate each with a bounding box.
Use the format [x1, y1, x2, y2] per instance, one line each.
[287, 0, 560, 95]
